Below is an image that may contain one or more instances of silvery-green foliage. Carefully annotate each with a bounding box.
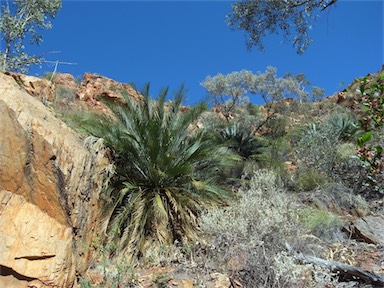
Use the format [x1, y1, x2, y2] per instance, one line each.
[295, 112, 359, 177]
[201, 66, 319, 118]
[0, 0, 62, 72]
[227, 0, 337, 54]
[295, 121, 341, 175]
[326, 113, 359, 142]
[310, 86, 326, 102]
[201, 170, 290, 247]
[201, 170, 308, 287]
[197, 111, 227, 130]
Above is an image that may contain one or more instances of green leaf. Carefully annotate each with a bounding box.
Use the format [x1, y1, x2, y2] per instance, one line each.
[358, 131, 371, 147]
[361, 131, 372, 143]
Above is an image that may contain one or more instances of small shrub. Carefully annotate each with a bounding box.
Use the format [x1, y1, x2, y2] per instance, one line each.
[298, 207, 344, 240]
[264, 115, 288, 139]
[200, 170, 323, 287]
[294, 122, 340, 175]
[218, 122, 265, 160]
[55, 84, 77, 102]
[326, 113, 359, 142]
[333, 142, 384, 200]
[335, 143, 356, 161]
[53, 84, 78, 118]
[198, 110, 226, 128]
[296, 169, 330, 192]
[310, 183, 369, 214]
[43, 72, 55, 82]
[152, 273, 171, 288]
[79, 238, 139, 288]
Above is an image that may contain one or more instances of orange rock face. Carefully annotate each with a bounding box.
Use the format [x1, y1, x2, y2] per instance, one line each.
[54, 73, 79, 90]
[0, 73, 111, 287]
[0, 191, 75, 287]
[77, 73, 142, 106]
[5, 72, 56, 102]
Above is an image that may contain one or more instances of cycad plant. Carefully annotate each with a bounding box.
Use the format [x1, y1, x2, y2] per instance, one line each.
[327, 113, 359, 142]
[218, 122, 265, 181]
[77, 84, 234, 258]
[219, 122, 265, 160]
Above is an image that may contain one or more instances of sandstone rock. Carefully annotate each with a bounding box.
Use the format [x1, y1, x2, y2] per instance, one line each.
[5, 72, 56, 102]
[0, 72, 111, 287]
[175, 279, 194, 288]
[77, 73, 141, 107]
[349, 215, 384, 246]
[0, 191, 74, 287]
[54, 73, 79, 90]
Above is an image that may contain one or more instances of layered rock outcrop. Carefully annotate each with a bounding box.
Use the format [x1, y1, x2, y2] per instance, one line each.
[5, 72, 56, 102]
[77, 73, 141, 103]
[0, 72, 111, 287]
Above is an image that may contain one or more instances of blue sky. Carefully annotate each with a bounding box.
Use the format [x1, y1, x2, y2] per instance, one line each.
[26, 0, 383, 105]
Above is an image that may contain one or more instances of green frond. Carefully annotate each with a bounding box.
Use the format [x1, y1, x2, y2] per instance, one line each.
[76, 83, 236, 259]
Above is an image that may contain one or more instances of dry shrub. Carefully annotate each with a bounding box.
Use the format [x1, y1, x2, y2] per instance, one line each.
[200, 170, 335, 287]
[295, 169, 331, 192]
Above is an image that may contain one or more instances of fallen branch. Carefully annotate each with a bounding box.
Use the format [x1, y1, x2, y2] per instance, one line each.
[295, 254, 384, 287]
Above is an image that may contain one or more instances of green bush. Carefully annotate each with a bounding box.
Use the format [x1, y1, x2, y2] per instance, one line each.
[298, 207, 344, 240]
[299, 183, 369, 216]
[296, 169, 330, 192]
[326, 113, 359, 142]
[76, 84, 236, 259]
[294, 122, 340, 175]
[218, 122, 265, 160]
[197, 110, 226, 131]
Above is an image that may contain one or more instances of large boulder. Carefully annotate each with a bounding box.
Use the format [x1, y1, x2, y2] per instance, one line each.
[0, 72, 111, 287]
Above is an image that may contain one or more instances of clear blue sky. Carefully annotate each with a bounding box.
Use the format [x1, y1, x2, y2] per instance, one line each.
[28, 0, 383, 105]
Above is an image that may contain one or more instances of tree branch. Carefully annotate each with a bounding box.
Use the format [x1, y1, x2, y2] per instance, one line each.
[295, 253, 384, 286]
[321, 0, 337, 11]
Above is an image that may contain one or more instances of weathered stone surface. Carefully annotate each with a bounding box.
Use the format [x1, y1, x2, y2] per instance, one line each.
[5, 72, 56, 102]
[0, 191, 74, 287]
[77, 73, 142, 106]
[350, 215, 384, 246]
[0, 72, 111, 287]
[54, 73, 79, 90]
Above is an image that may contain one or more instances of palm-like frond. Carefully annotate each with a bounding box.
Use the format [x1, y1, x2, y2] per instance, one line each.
[219, 122, 265, 160]
[327, 113, 359, 142]
[78, 84, 234, 258]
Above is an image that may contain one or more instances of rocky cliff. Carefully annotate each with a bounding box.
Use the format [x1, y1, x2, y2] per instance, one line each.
[0, 72, 111, 287]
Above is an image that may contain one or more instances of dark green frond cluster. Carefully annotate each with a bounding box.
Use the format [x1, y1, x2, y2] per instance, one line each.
[78, 84, 234, 258]
[219, 122, 265, 160]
